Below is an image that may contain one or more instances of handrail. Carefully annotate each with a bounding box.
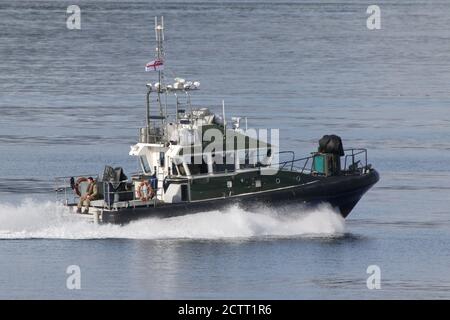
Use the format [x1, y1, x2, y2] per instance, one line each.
[271, 154, 314, 174]
[343, 148, 367, 170]
[54, 174, 99, 181]
[273, 148, 369, 175]
[102, 180, 162, 209]
[275, 151, 296, 171]
[54, 174, 100, 205]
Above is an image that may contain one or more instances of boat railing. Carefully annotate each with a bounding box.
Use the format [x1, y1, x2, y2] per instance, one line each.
[273, 148, 369, 175]
[101, 180, 163, 209]
[139, 127, 165, 143]
[101, 180, 133, 209]
[343, 148, 368, 172]
[273, 152, 313, 174]
[54, 174, 100, 205]
[54, 175, 161, 209]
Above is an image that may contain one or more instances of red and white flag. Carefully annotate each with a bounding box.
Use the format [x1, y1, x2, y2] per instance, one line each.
[145, 59, 164, 71]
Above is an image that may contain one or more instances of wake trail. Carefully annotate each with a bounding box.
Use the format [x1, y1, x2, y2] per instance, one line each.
[0, 199, 345, 240]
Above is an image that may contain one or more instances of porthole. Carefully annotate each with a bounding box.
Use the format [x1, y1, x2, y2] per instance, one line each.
[296, 176, 301, 182]
[275, 178, 281, 184]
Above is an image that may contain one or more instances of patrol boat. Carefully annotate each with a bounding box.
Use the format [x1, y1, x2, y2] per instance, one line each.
[55, 17, 379, 224]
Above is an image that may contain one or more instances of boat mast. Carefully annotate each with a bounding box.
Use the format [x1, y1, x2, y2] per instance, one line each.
[155, 16, 165, 122]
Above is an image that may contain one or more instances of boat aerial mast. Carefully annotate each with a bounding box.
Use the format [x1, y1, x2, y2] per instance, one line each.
[144, 16, 201, 144]
[145, 16, 166, 136]
[155, 16, 165, 123]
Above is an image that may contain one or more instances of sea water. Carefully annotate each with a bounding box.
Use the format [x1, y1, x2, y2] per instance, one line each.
[0, 0, 449, 299]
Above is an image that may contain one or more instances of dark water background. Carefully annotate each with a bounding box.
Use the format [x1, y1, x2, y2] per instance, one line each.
[0, 0, 449, 299]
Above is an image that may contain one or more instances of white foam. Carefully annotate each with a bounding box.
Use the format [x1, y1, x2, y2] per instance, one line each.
[0, 199, 345, 240]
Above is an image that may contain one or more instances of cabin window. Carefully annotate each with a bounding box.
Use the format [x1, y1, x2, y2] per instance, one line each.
[181, 184, 188, 201]
[237, 150, 256, 169]
[171, 161, 178, 176]
[159, 152, 165, 166]
[140, 156, 152, 174]
[186, 155, 208, 175]
[213, 153, 235, 173]
[177, 163, 187, 176]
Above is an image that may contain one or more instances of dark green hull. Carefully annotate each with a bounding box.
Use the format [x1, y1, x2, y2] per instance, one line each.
[101, 169, 379, 224]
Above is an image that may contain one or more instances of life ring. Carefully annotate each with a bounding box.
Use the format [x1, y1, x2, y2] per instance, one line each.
[74, 177, 88, 196]
[137, 181, 155, 202]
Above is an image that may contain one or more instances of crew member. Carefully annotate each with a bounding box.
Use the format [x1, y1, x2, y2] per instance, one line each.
[77, 177, 99, 214]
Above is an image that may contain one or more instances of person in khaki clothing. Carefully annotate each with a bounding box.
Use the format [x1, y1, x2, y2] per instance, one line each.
[77, 177, 99, 214]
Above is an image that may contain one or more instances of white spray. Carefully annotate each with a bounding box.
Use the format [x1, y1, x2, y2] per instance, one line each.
[0, 199, 345, 240]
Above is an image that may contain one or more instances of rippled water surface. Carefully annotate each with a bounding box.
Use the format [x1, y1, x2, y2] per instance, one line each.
[0, 0, 449, 299]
